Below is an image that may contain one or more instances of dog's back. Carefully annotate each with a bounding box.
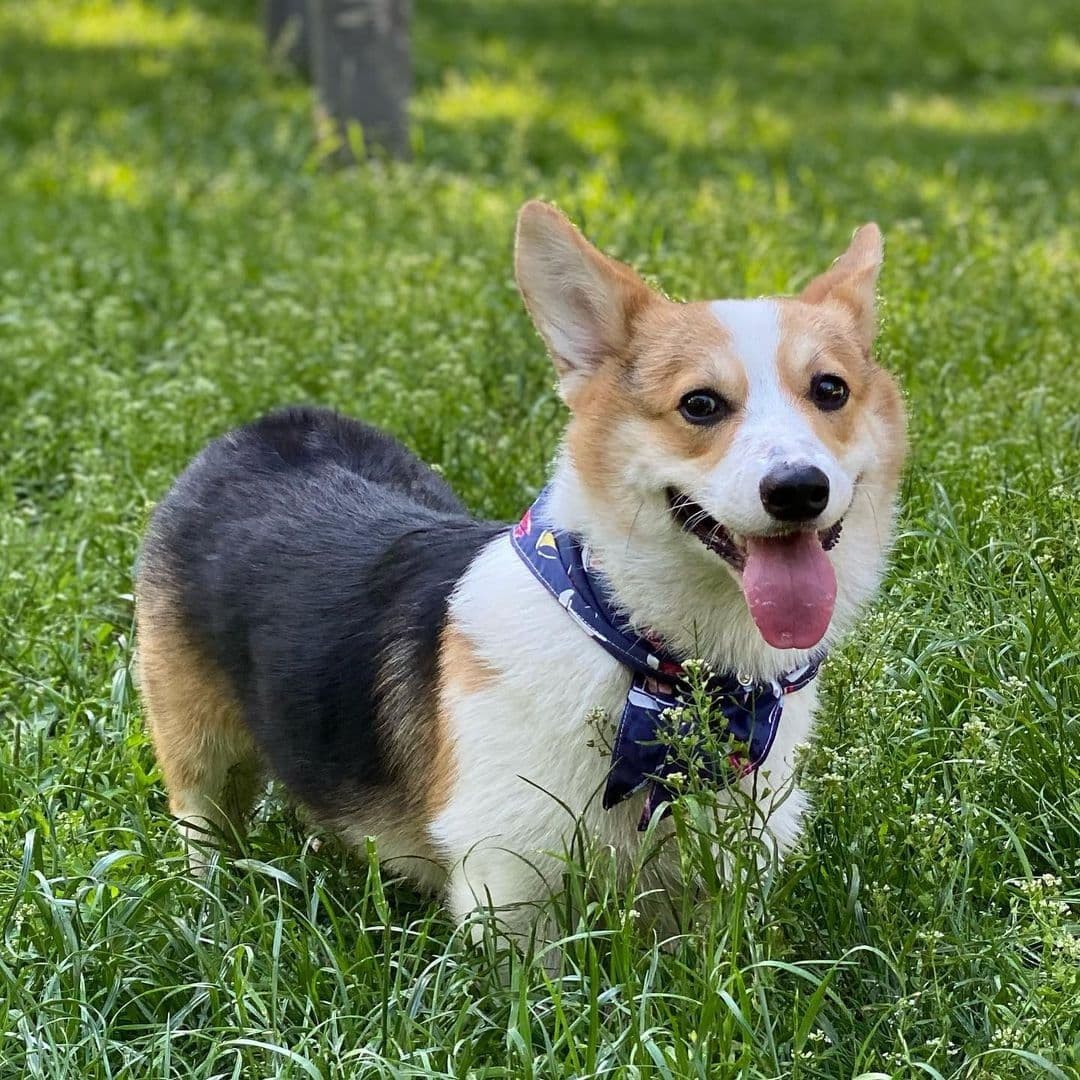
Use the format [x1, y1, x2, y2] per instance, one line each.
[136, 406, 501, 878]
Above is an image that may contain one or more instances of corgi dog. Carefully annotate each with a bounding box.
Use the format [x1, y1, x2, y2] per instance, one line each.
[136, 201, 906, 935]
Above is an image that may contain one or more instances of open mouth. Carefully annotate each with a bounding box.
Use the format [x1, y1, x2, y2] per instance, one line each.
[666, 487, 843, 650]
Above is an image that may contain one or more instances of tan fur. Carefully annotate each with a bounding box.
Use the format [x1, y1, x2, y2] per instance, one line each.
[373, 642, 442, 814]
[567, 297, 754, 498]
[866, 368, 909, 488]
[514, 201, 653, 383]
[429, 624, 496, 816]
[774, 300, 866, 453]
[440, 624, 499, 694]
[783, 225, 905, 471]
[513, 204, 741, 503]
[799, 223, 883, 348]
[136, 577, 259, 829]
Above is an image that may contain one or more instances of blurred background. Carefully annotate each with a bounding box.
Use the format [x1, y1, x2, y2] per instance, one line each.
[1, 1, 1076, 525]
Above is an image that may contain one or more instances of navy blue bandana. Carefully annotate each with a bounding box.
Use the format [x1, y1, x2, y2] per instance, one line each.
[511, 488, 823, 829]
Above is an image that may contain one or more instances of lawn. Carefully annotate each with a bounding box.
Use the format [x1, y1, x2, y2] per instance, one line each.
[0, 0, 1077, 1075]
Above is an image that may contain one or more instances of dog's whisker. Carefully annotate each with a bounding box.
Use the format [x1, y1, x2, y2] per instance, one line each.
[667, 499, 695, 521]
[857, 483, 883, 542]
[624, 500, 646, 556]
[683, 509, 712, 533]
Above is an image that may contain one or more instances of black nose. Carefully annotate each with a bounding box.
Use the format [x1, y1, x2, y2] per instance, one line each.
[759, 464, 830, 522]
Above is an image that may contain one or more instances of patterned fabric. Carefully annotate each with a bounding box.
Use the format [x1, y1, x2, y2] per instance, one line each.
[510, 487, 823, 829]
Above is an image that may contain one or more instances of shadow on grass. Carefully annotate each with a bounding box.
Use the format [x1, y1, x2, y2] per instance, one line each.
[412, 0, 1074, 186]
[2, 0, 1074, 195]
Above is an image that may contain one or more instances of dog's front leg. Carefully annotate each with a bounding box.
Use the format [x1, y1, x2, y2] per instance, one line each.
[444, 844, 558, 946]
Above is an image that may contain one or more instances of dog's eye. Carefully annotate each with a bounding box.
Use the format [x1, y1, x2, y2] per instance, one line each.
[678, 390, 727, 425]
[810, 374, 849, 411]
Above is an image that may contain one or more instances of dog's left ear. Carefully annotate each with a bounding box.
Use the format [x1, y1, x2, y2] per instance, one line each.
[514, 200, 654, 399]
[800, 224, 883, 350]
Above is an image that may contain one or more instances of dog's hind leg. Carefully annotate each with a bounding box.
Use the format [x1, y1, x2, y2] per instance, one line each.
[136, 583, 260, 874]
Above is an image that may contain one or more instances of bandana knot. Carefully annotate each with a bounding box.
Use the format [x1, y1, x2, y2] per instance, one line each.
[511, 489, 823, 829]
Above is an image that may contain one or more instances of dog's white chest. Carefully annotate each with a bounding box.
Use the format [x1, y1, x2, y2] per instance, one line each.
[431, 533, 817, 912]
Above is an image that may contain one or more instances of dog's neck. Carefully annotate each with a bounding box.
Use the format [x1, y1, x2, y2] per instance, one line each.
[541, 447, 826, 681]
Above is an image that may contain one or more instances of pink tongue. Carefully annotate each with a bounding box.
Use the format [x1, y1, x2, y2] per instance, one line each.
[741, 532, 836, 649]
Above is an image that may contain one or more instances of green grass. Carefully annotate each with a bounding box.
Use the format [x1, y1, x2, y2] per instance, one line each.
[0, 0, 1078, 1075]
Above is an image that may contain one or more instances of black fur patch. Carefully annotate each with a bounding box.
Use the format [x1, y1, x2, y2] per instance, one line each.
[139, 407, 503, 815]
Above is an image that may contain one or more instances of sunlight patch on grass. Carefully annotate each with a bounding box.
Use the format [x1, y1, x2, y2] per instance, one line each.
[429, 71, 551, 125]
[1047, 32, 1080, 76]
[31, 0, 215, 51]
[85, 153, 144, 204]
[564, 110, 624, 157]
[887, 91, 1046, 134]
[638, 86, 737, 152]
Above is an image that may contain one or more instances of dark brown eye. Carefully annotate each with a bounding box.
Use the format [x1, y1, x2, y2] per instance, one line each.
[810, 373, 849, 411]
[678, 390, 728, 425]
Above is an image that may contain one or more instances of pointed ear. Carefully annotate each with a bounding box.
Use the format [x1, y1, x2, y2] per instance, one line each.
[800, 224, 884, 349]
[514, 201, 654, 394]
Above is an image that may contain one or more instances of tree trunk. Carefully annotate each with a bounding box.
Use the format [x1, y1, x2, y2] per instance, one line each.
[308, 0, 411, 162]
[264, 0, 311, 79]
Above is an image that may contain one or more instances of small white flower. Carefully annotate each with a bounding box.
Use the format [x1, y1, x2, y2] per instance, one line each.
[992, 1025, 1026, 1049]
[1053, 933, 1080, 960]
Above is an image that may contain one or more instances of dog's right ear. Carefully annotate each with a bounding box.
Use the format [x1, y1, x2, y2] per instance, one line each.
[514, 201, 654, 398]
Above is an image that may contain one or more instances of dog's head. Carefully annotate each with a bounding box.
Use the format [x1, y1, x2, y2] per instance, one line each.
[514, 201, 907, 655]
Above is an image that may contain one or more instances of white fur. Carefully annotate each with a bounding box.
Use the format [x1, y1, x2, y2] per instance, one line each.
[705, 299, 852, 536]
[430, 531, 658, 933]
